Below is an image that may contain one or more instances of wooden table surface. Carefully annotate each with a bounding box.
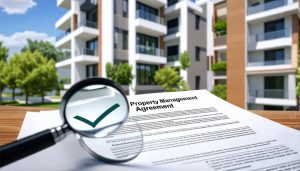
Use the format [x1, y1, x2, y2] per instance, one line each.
[0, 106, 299, 146]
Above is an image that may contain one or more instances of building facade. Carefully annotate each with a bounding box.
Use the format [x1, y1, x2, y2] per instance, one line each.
[55, 0, 209, 95]
[208, 0, 300, 110]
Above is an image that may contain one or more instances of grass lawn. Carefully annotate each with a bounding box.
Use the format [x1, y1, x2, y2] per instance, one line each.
[2, 101, 60, 109]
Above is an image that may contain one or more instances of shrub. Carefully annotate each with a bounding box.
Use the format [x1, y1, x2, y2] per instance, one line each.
[211, 85, 227, 100]
[212, 61, 227, 72]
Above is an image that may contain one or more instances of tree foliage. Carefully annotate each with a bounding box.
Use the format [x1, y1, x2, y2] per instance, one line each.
[214, 19, 227, 36]
[179, 51, 191, 70]
[2, 62, 19, 100]
[0, 41, 9, 62]
[106, 63, 133, 85]
[21, 39, 62, 61]
[212, 61, 227, 72]
[211, 85, 227, 100]
[11, 51, 58, 104]
[154, 67, 189, 92]
[0, 60, 7, 104]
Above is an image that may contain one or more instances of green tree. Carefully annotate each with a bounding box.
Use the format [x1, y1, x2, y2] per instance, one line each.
[0, 60, 7, 104]
[214, 19, 227, 36]
[0, 41, 9, 62]
[179, 51, 191, 70]
[22, 39, 62, 61]
[211, 85, 227, 100]
[106, 63, 133, 85]
[2, 62, 19, 100]
[12, 51, 58, 104]
[154, 67, 189, 92]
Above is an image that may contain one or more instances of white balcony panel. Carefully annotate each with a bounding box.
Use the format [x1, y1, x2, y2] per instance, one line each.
[73, 27, 99, 40]
[56, 59, 72, 68]
[55, 10, 72, 31]
[135, 18, 167, 36]
[135, 54, 167, 65]
[247, 3, 299, 24]
[164, 32, 180, 41]
[248, 97, 297, 106]
[137, 0, 167, 7]
[74, 55, 98, 64]
[57, 0, 71, 9]
[167, 61, 181, 67]
[55, 33, 71, 49]
[246, 64, 293, 72]
[248, 36, 292, 51]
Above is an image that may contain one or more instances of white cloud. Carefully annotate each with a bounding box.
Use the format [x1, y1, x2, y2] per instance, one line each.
[0, 31, 55, 57]
[0, 0, 36, 14]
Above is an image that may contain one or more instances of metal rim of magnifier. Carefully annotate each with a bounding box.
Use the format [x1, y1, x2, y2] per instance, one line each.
[59, 78, 130, 138]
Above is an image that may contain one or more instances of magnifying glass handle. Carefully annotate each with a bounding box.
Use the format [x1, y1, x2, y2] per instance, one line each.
[0, 125, 69, 167]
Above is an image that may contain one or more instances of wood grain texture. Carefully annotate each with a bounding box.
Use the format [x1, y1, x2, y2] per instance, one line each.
[0, 107, 299, 146]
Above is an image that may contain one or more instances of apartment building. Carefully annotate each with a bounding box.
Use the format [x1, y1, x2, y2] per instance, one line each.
[55, 0, 208, 95]
[207, 0, 300, 110]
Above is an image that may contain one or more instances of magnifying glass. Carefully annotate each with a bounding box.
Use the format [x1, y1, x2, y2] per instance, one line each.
[0, 78, 143, 166]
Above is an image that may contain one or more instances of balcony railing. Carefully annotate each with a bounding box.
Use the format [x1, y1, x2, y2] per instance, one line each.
[248, 0, 288, 15]
[247, 59, 291, 67]
[56, 31, 70, 41]
[76, 48, 98, 56]
[56, 50, 71, 62]
[136, 45, 164, 56]
[255, 29, 289, 42]
[136, 10, 164, 24]
[77, 20, 98, 29]
[167, 55, 179, 62]
[167, 0, 196, 7]
[167, 27, 179, 35]
[248, 89, 294, 99]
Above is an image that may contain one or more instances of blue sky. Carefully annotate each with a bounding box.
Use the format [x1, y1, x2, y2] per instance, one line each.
[0, 0, 66, 56]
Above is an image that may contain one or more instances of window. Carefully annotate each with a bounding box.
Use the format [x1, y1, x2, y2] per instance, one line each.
[168, 0, 179, 7]
[195, 15, 200, 30]
[86, 64, 98, 78]
[137, 64, 158, 85]
[123, 30, 128, 50]
[167, 18, 179, 35]
[251, 2, 260, 6]
[195, 76, 201, 89]
[264, 76, 284, 98]
[137, 2, 158, 22]
[114, 0, 117, 14]
[264, 49, 284, 65]
[195, 47, 201, 61]
[122, 0, 128, 17]
[264, 105, 284, 111]
[86, 38, 98, 55]
[114, 28, 118, 49]
[167, 45, 179, 62]
[86, 7, 97, 23]
[264, 18, 284, 40]
[136, 33, 158, 55]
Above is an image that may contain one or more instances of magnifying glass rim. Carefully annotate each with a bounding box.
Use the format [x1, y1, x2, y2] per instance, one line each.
[60, 78, 130, 138]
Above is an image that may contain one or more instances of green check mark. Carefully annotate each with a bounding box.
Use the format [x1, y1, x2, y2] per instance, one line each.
[73, 103, 120, 128]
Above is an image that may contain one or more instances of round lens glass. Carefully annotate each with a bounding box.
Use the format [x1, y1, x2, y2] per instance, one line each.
[65, 84, 129, 138]
[79, 120, 143, 163]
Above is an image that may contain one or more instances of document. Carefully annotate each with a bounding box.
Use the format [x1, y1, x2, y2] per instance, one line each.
[3, 90, 300, 171]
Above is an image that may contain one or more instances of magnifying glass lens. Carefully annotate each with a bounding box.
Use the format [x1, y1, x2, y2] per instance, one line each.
[79, 120, 143, 162]
[65, 84, 129, 138]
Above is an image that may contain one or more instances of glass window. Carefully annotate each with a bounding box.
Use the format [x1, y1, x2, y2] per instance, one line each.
[195, 47, 201, 61]
[195, 15, 200, 30]
[195, 76, 200, 89]
[264, 49, 284, 65]
[264, 18, 284, 40]
[86, 64, 98, 78]
[114, 28, 118, 49]
[123, 30, 128, 50]
[136, 33, 158, 55]
[137, 64, 158, 85]
[123, 0, 128, 18]
[137, 2, 158, 22]
[86, 7, 97, 23]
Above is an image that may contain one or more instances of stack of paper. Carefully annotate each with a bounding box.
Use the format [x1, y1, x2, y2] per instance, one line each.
[3, 90, 300, 171]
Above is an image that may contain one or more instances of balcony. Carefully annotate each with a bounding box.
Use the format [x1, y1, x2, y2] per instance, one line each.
[167, 0, 196, 7]
[246, 0, 299, 23]
[249, 89, 295, 99]
[80, 0, 97, 12]
[135, 45, 166, 64]
[56, 50, 72, 68]
[73, 20, 99, 40]
[167, 55, 179, 62]
[55, 31, 71, 49]
[137, 0, 167, 8]
[247, 59, 291, 67]
[248, 0, 288, 15]
[165, 0, 202, 15]
[165, 27, 180, 41]
[57, 0, 71, 9]
[55, 10, 72, 31]
[74, 48, 98, 64]
[214, 30, 227, 47]
[135, 10, 167, 36]
[248, 29, 291, 51]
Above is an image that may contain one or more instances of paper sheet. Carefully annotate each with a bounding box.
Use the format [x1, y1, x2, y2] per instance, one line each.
[3, 90, 300, 171]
